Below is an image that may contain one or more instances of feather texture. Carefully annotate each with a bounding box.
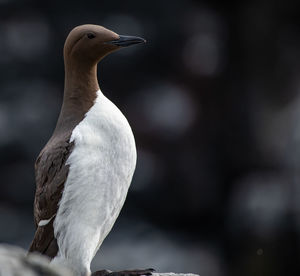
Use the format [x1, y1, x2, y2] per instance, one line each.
[52, 90, 137, 276]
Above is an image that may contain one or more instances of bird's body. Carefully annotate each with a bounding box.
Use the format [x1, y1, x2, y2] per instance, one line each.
[29, 25, 148, 276]
[52, 90, 136, 274]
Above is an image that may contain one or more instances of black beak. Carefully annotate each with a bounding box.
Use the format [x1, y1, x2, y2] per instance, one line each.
[106, 35, 146, 47]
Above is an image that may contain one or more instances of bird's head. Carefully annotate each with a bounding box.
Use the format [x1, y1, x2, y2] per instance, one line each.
[64, 24, 146, 66]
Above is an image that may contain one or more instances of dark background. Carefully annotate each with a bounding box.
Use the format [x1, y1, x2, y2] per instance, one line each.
[1, 0, 300, 275]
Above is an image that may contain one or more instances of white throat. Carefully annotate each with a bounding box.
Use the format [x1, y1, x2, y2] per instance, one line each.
[52, 90, 137, 276]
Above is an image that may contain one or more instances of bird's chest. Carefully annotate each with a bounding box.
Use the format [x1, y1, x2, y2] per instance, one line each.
[68, 92, 137, 192]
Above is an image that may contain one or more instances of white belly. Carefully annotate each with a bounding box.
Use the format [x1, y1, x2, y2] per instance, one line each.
[52, 90, 136, 275]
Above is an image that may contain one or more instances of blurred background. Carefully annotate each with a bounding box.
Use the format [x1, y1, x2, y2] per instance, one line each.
[0, 0, 300, 275]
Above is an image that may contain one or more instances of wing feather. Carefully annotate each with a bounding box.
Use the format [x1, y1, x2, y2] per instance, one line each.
[29, 136, 74, 257]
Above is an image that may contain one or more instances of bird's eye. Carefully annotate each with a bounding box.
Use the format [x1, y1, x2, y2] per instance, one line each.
[87, 33, 96, 39]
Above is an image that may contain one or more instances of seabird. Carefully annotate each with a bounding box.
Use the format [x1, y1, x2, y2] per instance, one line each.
[29, 24, 152, 276]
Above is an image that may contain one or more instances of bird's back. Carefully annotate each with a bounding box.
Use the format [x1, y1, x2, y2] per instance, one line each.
[30, 133, 74, 257]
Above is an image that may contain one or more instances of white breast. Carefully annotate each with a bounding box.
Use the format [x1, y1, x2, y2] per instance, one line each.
[52, 90, 137, 276]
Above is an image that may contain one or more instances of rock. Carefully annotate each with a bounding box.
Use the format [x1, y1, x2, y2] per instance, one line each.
[0, 244, 73, 276]
[0, 244, 199, 276]
[153, 274, 199, 276]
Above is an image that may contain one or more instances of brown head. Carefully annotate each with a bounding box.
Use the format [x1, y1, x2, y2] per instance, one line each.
[64, 24, 146, 67]
[54, 24, 145, 136]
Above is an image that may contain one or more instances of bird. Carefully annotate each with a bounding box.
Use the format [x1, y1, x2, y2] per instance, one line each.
[28, 24, 153, 276]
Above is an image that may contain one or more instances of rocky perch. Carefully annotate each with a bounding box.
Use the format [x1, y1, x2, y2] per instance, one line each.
[0, 244, 199, 276]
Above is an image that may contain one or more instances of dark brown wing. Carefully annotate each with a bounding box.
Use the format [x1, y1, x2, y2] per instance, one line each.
[28, 135, 74, 258]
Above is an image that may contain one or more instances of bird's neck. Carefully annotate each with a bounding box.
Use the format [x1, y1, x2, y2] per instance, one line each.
[64, 61, 99, 102]
[53, 62, 100, 137]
